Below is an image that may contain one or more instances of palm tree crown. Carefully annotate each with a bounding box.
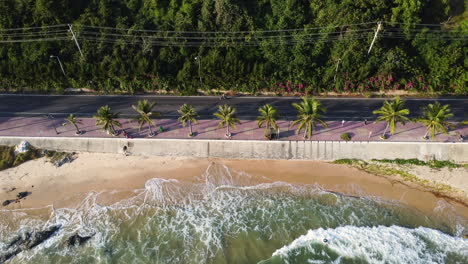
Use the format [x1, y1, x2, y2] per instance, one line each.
[214, 104, 240, 137]
[132, 99, 159, 135]
[178, 104, 199, 136]
[373, 96, 410, 137]
[257, 104, 279, 138]
[63, 114, 82, 134]
[93, 105, 122, 135]
[291, 97, 328, 139]
[418, 102, 453, 140]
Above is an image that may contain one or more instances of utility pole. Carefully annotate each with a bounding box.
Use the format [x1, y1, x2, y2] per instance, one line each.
[367, 21, 382, 55]
[195, 56, 202, 86]
[333, 58, 341, 82]
[68, 24, 84, 59]
[50, 55, 66, 77]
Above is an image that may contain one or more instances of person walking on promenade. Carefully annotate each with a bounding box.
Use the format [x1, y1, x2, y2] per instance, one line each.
[341, 120, 345, 127]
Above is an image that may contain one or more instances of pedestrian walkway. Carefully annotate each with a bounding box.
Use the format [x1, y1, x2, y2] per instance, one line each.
[0, 116, 465, 142]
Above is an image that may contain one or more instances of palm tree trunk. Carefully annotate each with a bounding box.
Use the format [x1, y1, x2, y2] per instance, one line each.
[303, 125, 308, 139]
[383, 123, 389, 137]
[226, 125, 230, 137]
[266, 122, 270, 137]
[149, 123, 153, 135]
[424, 129, 429, 139]
[189, 120, 193, 135]
[73, 123, 80, 134]
[110, 125, 115, 135]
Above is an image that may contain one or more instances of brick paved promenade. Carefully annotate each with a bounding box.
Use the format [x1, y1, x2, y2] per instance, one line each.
[0, 116, 465, 142]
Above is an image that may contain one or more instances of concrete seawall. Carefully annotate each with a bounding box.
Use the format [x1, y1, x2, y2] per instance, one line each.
[0, 136, 467, 163]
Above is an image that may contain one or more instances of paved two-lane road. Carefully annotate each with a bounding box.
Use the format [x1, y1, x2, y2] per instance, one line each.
[0, 94, 466, 121]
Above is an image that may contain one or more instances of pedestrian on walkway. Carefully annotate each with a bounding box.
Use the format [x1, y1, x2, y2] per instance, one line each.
[364, 119, 368, 125]
[341, 120, 345, 127]
[368, 131, 372, 139]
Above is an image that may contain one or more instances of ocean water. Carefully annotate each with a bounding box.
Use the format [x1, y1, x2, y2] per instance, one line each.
[0, 163, 467, 264]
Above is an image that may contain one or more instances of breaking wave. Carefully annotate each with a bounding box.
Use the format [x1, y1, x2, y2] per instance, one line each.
[0, 163, 466, 263]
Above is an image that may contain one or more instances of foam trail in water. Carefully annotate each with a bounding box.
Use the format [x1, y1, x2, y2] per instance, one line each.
[272, 225, 468, 264]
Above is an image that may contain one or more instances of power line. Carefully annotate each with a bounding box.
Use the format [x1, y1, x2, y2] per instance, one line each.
[0, 24, 68, 32]
[0, 22, 465, 47]
[0, 37, 69, 43]
[78, 21, 378, 34]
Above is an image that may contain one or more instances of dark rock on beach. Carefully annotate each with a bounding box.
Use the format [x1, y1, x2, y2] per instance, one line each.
[21, 225, 61, 250]
[0, 225, 61, 263]
[2, 200, 15, 207]
[6, 233, 30, 250]
[0, 248, 21, 263]
[16, 191, 31, 199]
[65, 234, 93, 247]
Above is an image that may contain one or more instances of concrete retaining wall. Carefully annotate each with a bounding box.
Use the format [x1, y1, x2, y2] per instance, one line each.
[0, 137, 466, 163]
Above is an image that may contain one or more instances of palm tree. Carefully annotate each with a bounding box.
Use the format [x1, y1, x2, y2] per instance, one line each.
[257, 104, 279, 139]
[62, 114, 82, 135]
[178, 104, 199, 137]
[132, 99, 159, 136]
[93, 105, 122, 135]
[214, 104, 240, 137]
[418, 102, 453, 140]
[373, 96, 410, 139]
[291, 97, 328, 139]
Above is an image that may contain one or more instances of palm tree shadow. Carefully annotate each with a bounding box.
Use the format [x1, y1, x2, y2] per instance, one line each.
[391, 124, 425, 136]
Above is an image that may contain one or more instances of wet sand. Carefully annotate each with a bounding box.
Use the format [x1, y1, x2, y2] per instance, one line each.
[0, 153, 467, 219]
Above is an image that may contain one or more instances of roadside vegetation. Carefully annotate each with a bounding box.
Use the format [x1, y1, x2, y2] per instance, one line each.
[71, 96, 459, 141]
[0, 1, 466, 95]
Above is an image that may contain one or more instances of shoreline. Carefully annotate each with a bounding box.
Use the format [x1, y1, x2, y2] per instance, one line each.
[334, 160, 468, 207]
[1, 153, 467, 219]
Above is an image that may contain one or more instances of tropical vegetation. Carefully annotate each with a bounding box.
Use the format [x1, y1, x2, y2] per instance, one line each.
[178, 104, 199, 137]
[214, 104, 240, 137]
[373, 96, 410, 139]
[62, 114, 82, 135]
[291, 97, 328, 139]
[418, 102, 453, 140]
[257, 104, 279, 139]
[0, 1, 466, 95]
[93, 105, 122, 135]
[132, 99, 158, 136]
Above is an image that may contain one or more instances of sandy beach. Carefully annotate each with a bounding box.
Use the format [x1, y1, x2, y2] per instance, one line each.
[1, 153, 467, 218]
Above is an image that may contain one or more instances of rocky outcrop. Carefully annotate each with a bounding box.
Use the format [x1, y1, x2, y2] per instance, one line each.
[64, 234, 93, 247]
[0, 225, 60, 263]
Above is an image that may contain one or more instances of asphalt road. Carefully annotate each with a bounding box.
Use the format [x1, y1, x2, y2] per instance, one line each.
[0, 94, 466, 121]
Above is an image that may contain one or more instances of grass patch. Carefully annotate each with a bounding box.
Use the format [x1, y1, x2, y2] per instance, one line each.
[0, 145, 43, 171]
[372, 158, 461, 169]
[44, 150, 74, 165]
[333, 158, 457, 194]
[0, 145, 73, 171]
[333, 159, 362, 165]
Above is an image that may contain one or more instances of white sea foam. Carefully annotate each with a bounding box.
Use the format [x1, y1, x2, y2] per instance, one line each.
[1, 163, 467, 263]
[272, 225, 468, 264]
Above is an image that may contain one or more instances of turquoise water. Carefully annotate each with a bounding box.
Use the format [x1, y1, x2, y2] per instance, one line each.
[1, 164, 467, 263]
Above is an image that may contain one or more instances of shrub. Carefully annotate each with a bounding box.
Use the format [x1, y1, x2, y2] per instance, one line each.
[340, 133, 352, 141]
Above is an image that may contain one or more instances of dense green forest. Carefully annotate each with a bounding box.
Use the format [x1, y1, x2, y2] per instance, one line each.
[0, 0, 466, 95]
